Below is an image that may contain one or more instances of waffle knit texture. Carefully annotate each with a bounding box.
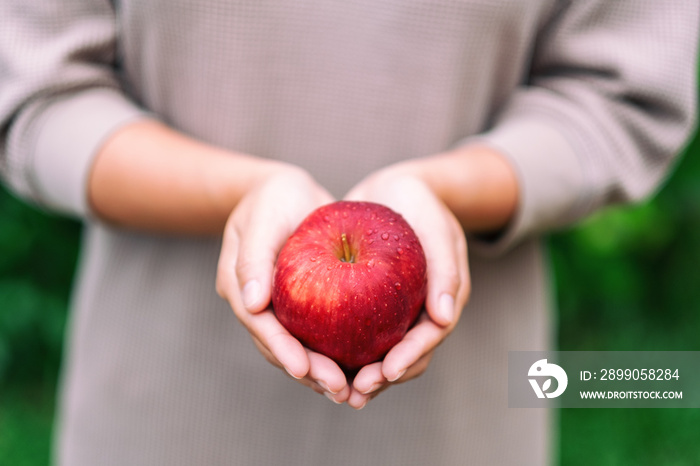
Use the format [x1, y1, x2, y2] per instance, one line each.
[1, 1, 697, 464]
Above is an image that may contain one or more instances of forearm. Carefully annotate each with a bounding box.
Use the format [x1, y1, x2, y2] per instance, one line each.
[88, 119, 283, 234]
[405, 145, 519, 233]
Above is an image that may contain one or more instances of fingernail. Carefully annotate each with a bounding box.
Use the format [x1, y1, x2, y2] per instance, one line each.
[324, 392, 342, 404]
[387, 369, 406, 383]
[438, 293, 454, 324]
[242, 280, 261, 310]
[361, 383, 382, 395]
[317, 380, 338, 395]
[285, 366, 302, 380]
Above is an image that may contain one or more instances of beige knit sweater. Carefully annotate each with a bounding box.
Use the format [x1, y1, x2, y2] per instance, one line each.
[1, 1, 697, 464]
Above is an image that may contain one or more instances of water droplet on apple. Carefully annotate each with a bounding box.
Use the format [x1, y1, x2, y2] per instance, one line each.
[394, 282, 401, 290]
[397, 247, 404, 255]
[366, 229, 374, 235]
[323, 215, 330, 222]
[368, 239, 374, 244]
[327, 265, 333, 270]
[367, 259, 375, 268]
[310, 257, 317, 262]
[393, 234, 399, 241]
[381, 233, 389, 240]
[389, 217, 396, 222]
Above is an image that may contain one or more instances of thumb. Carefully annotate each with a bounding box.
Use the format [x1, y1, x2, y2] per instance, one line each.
[423, 255, 460, 327]
[415, 217, 470, 328]
[234, 209, 292, 313]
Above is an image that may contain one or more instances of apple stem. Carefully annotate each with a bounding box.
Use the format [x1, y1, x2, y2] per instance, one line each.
[341, 233, 353, 263]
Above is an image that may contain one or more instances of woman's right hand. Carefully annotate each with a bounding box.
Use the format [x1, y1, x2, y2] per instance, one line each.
[216, 165, 352, 403]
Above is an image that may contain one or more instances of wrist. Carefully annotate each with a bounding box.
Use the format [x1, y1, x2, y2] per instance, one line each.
[207, 153, 291, 220]
[407, 145, 519, 232]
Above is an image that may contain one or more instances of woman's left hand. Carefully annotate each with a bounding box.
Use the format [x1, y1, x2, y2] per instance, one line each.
[342, 161, 470, 409]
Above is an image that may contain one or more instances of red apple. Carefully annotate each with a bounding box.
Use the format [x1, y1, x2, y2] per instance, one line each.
[272, 201, 427, 371]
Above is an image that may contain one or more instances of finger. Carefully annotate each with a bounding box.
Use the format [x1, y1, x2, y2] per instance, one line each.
[348, 352, 434, 409]
[347, 387, 371, 410]
[352, 362, 385, 394]
[233, 205, 291, 313]
[251, 335, 283, 369]
[242, 309, 310, 379]
[381, 314, 445, 381]
[306, 350, 349, 398]
[253, 330, 349, 404]
[414, 216, 468, 327]
[347, 364, 387, 409]
[388, 351, 433, 385]
[253, 337, 348, 402]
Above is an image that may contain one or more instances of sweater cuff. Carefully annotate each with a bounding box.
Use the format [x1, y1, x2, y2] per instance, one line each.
[462, 115, 588, 256]
[28, 88, 149, 218]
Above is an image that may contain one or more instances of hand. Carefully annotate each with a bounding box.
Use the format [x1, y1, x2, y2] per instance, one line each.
[343, 162, 470, 409]
[216, 165, 351, 403]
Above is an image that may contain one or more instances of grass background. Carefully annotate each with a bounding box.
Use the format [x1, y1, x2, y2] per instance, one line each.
[1, 129, 699, 464]
[552, 129, 700, 465]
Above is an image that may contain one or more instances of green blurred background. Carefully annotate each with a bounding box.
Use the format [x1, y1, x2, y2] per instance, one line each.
[1, 130, 699, 464]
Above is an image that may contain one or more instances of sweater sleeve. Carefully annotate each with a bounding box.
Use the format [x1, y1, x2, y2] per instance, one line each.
[0, 0, 149, 218]
[466, 0, 698, 255]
